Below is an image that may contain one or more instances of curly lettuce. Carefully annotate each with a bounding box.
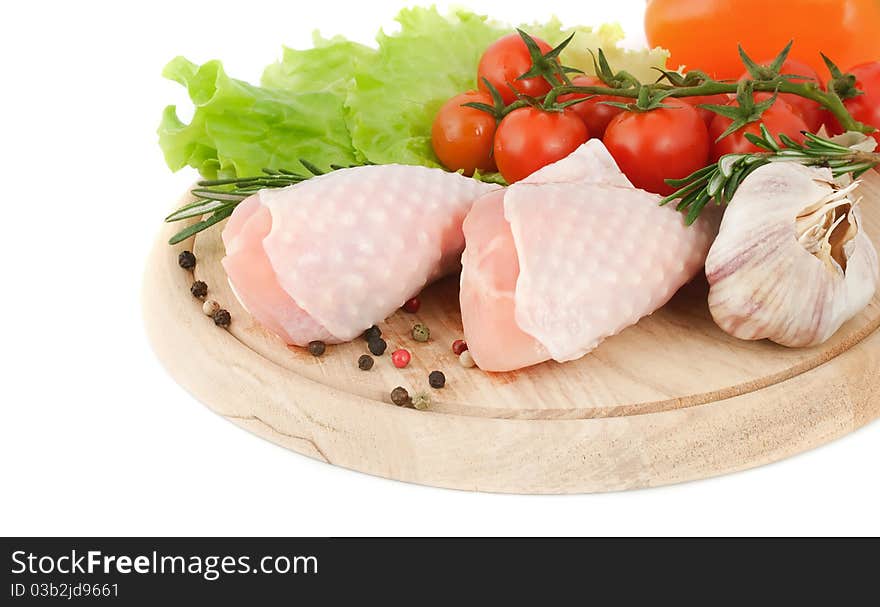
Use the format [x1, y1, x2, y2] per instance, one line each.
[158, 57, 357, 178]
[262, 33, 376, 95]
[158, 7, 668, 178]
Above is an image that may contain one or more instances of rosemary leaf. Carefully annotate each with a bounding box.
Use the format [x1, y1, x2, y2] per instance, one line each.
[685, 191, 712, 225]
[165, 199, 230, 222]
[168, 207, 235, 245]
[299, 159, 325, 176]
[189, 189, 251, 202]
[706, 169, 728, 197]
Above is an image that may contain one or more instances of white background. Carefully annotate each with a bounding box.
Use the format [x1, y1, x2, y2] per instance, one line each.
[1, 0, 877, 537]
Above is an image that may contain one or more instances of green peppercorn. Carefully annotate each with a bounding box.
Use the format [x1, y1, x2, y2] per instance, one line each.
[213, 309, 231, 328]
[411, 391, 431, 411]
[390, 386, 411, 407]
[190, 280, 208, 299]
[428, 370, 445, 389]
[308, 340, 326, 357]
[368, 337, 387, 356]
[411, 323, 430, 343]
[178, 250, 196, 270]
[358, 354, 374, 371]
[363, 325, 381, 342]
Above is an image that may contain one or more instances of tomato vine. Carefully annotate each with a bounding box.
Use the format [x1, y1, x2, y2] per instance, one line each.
[484, 34, 876, 136]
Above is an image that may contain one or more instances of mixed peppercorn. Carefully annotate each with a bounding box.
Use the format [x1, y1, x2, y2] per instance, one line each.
[411, 323, 430, 342]
[178, 250, 196, 270]
[428, 370, 446, 389]
[179, 250, 231, 330]
[402, 297, 421, 313]
[357, 315, 466, 408]
[190, 280, 208, 299]
[391, 348, 411, 369]
[177, 247, 472, 411]
[368, 337, 387, 356]
[390, 386, 411, 407]
[213, 309, 231, 328]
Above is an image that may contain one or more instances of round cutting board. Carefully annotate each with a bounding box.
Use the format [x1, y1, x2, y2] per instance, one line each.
[143, 173, 880, 493]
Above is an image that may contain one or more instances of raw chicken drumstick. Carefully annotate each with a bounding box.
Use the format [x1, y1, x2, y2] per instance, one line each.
[222, 165, 499, 345]
[460, 140, 718, 372]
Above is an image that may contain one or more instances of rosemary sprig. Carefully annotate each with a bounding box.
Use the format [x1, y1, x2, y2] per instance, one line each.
[165, 162, 364, 245]
[661, 126, 880, 224]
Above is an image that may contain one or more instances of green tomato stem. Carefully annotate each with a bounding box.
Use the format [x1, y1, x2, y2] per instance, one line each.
[553, 79, 876, 134]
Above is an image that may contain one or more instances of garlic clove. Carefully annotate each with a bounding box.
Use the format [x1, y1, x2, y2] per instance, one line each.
[705, 162, 879, 348]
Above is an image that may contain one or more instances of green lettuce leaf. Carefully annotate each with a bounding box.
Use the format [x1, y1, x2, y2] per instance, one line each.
[158, 56, 357, 179]
[261, 33, 376, 95]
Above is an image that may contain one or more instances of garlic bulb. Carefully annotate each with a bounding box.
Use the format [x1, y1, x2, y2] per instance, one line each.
[705, 162, 879, 347]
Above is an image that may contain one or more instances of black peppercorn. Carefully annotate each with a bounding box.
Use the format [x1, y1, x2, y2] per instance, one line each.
[308, 340, 326, 357]
[178, 250, 196, 270]
[390, 386, 411, 407]
[428, 370, 446, 389]
[358, 354, 374, 370]
[190, 280, 208, 299]
[368, 337, 387, 356]
[363, 325, 382, 342]
[213, 309, 231, 328]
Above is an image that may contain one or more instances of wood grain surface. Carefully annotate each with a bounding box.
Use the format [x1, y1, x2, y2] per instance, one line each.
[142, 171, 880, 493]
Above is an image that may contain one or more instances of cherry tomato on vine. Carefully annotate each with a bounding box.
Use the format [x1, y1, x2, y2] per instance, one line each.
[478, 33, 555, 105]
[493, 107, 589, 183]
[556, 75, 627, 140]
[645, 0, 880, 80]
[681, 93, 731, 127]
[603, 98, 710, 196]
[825, 61, 880, 144]
[431, 90, 498, 176]
[708, 95, 808, 162]
[739, 59, 825, 132]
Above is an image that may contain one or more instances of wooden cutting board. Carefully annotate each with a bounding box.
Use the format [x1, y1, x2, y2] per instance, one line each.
[143, 172, 880, 493]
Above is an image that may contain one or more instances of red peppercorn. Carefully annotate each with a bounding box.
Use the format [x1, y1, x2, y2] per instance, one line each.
[391, 348, 411, 368]
[452, 339, 468, 355]
[402, 297, 421, 313]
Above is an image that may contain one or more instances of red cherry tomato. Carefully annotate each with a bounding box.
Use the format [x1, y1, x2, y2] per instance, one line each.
[603, 98, 710, 196]
[825, 61, 880, 144]
[682, 93, 731, 127]
[477, 33, 555, 105]
[556, 75, 627, 140]
[739, 59, 825, 132]
[493, 107, 590, 183]
[708, 95, 808, 161]
[431, 91, 497, 176]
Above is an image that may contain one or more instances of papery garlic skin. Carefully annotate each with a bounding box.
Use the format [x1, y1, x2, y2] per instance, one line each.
[705, 163, 879, 347]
